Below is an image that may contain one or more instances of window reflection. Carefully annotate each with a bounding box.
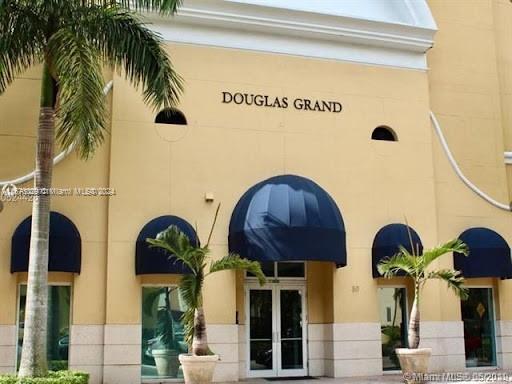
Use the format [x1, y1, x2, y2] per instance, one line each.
[141, 287, 188, 379]
[462, 288, 496, 367]
[379, 287, 407, 371]
[17, 285, 71, 371]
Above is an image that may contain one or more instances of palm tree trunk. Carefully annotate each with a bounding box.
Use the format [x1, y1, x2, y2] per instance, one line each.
[18, 64, 55, 377]
[408, 283, 420, 349]
[192, 307, 209, 356]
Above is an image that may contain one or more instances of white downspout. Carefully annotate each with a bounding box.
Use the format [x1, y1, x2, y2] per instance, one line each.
[430, 111, 511, 211]
[0, 81, 114, 186]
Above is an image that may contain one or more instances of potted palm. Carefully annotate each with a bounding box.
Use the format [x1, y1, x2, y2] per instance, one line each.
[377, 237, 468, 382]
[147, 205, 265, 384]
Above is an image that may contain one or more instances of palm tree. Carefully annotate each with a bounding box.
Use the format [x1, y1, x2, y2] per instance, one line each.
[147, 205, 266, 356]
[378, 238, 469, 349]
[0, 0, 183, 377]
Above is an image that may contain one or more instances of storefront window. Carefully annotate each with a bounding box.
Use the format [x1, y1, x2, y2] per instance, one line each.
[17, 285, 71, 371]
[141, 287, 188, 379]
[379, 287, 407, 371]
[462, 288, 496, 367]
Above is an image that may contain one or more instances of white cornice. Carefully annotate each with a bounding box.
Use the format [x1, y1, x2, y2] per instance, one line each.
[148, 0, 437, 70]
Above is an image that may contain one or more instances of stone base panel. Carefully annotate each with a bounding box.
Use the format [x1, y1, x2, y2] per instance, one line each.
[3, 320, 511, 381]
[419, 321, 465, 372]
[496, 320, 512, 369]
[308, 323, 333, 377]
[0, 325, 16, 374]
[332, 322, 382, 377]
[69, 325, 105, 384]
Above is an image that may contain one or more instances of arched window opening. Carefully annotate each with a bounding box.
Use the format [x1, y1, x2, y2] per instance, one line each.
[371, 126, 397, 142]
[155, 108, 187, 125]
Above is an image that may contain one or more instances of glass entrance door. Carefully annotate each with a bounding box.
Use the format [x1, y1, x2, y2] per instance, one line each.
[461, 287, 496, 367]
[247, 284, 307, 378]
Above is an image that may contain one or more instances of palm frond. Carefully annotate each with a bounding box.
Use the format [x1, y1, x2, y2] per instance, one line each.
[0, 1, 44, 93]
[74, 5, 183, 111]
[116, 0, 182, 15]
[421, 239, 468, 269]
[377, 248, 418, 278]
[47, 28, 107, 159]
[209, 254, 266, 286]
[146, 225, 197, 272]
[427, 269, 468, 300]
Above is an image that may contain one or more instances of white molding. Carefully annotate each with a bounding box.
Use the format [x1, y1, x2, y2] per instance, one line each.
[147, 0, 437, 70]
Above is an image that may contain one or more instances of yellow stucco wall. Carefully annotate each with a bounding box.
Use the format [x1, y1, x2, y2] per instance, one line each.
[0, 66, 111, 326]
[103, 43, 436, 325]
[428, 0, 512, 322]
[1, 0, 512, 332]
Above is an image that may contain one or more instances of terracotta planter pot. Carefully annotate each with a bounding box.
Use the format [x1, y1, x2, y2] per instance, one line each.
[179, 354, 219, 384]
[395, 348, 432, 383]
[152, 349, 179, 377]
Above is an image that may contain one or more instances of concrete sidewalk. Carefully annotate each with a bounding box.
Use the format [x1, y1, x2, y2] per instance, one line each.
[241, 371, 512, 384]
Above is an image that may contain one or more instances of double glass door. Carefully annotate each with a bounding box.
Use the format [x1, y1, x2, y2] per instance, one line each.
[246, 284, 307, 378]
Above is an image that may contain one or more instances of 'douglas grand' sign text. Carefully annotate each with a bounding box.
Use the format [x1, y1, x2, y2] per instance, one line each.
[222, 91, 342, 113]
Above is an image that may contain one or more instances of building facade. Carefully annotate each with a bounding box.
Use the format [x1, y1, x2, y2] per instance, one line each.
[1, 1, 512, 383]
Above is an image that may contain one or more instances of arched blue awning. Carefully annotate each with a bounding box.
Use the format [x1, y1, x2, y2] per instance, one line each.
[228, 174, 346, 266]
[372, 224, 423, 278]
[454, 228, 512, 279]
[136, 215, 198, 275]
[11, 211, 81, 273]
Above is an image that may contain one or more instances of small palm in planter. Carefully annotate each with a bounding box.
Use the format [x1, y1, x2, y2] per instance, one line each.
[147, 206, 265, 384]
[377, 238, 468, 382]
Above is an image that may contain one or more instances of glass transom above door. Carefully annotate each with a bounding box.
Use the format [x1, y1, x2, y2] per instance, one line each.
[246, 284, 307, 378]
[247, 262, 305, 279]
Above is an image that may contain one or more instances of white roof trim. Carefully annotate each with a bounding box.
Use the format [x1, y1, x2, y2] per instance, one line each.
[148, 0, 437, 70]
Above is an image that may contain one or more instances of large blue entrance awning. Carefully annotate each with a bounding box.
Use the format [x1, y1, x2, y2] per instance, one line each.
[11, 211, 81, 273]
[228, 174, 347, 266]
[372, 223, 423, 278]
[454, 227, 512, 279]
[136, 215, 198, 275]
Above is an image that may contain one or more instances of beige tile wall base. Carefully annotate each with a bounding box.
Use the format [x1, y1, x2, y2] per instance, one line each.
[308, 324, 334, 377]
[102, 325, 141, 384]
[332, 323, 382, 377]
[69, 325, 105, 384]
[238, 325, 246, 380]
[496, 320, 512, 369]
[419, 321, 465, 372]
[207, 324, 239, 382]
[0, 325, 16, 373]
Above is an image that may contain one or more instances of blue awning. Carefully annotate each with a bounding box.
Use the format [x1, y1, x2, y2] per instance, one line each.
[11, 211, 81, 273]
[228, 174, 347, 266]
[454, 227, 512, 279]
[372, 223, 423, 278]
[136, 215, 198, 275]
